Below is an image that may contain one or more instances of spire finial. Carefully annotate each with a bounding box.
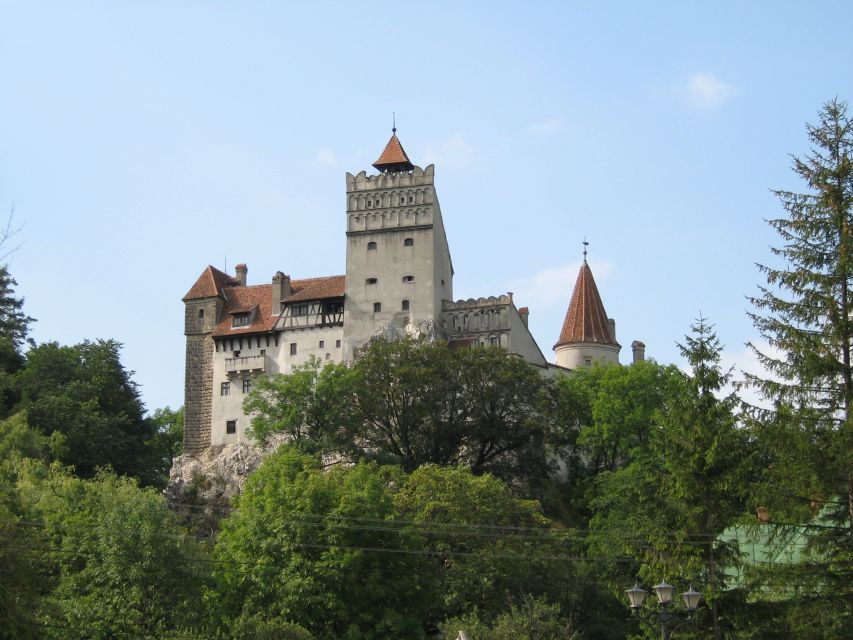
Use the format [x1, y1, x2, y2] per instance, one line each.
[392, 112, 396, 134]
[582, 237, 589, 262]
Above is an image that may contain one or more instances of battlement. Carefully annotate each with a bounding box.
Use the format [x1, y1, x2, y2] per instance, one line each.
[442, 294, 513, 311]
[346, 164, 435, 192]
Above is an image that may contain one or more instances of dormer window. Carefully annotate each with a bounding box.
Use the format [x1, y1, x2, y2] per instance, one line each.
[232, 312, 250, 327]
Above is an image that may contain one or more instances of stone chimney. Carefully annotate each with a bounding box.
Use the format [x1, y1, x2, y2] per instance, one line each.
[271, 271, 292, 313]
[631, 340, 646, 363]
[607, 318, 616, 343]
[518, 306, 529, 328]
[235, 263, 248, 287]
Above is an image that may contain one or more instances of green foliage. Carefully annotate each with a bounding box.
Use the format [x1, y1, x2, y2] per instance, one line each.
[17, 339, 162, 484]
[246, 339, 555, 488]
[587, 318, 749, 639]
[213, 447, 430, 640]
[150, 405, 184, 465]
[244, 356, 358, 451]
[230, 611, 315, 640]
[440, 596, 580, 640]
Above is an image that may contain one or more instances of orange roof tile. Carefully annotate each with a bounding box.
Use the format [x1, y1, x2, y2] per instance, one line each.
[373, 133, 414, 172]
[554, 262, 619, 349]
[212, 275, 346, 337]
[183, 266, 238, 301]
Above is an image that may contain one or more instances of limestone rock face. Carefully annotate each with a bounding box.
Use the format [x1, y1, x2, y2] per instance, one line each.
[165, 433, 289, 505]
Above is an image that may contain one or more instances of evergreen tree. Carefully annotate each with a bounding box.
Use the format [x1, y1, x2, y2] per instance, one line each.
[745, 98, 853, 632]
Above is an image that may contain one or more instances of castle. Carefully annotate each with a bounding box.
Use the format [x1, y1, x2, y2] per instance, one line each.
[182, 130, 642, 454]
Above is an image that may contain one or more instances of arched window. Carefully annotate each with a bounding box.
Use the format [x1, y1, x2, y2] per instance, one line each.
[404, 238, 414, 247]
[367, 241, 377, 251]
[366, 277, 378, 285]
[401, 300, 410, 311]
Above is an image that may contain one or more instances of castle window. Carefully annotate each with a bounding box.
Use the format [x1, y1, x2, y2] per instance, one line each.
[319, 340, 325, 348]
[233, 350, 241, 358]
[409, 195, 414, 203]
[326, 353, 330, 360]
[291, 304, 309, 316]
[402, 299, 410, 311]
[583, 358, 592, 367]
[367, 200, 373, 207]
[232, 312, 250, 327]
[489, 336, 499, 346]
[367, 241, 377, 251]
[221, 381, 230, 396]
[404, 238, 414, 247]
[198, 308, 204, 319]
[242, 379, 251, 394]
[373, 302, 382, 313]
[366, 277, 378, 285]
[441, 279, 446, 286]
[402, 275, 414, 283]
[290, 343, 297, 356]
[226, 420, 236, 435]
[336, 339, 341, 348]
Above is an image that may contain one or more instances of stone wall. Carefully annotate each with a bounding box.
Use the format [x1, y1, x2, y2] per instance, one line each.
[183, 331, 214, 454]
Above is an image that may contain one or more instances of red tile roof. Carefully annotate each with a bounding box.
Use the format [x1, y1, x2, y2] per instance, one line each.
[373, 133, 414, 172]
[182, 265, 239, 301]
[554, 261, 619, 349]
[211, 274, 346, 337]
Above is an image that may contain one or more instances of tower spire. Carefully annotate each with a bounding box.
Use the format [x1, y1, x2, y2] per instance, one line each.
[372, 121, 414, 173]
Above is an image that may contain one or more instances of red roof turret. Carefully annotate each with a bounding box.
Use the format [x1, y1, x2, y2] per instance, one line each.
[373, 128, 414, 173]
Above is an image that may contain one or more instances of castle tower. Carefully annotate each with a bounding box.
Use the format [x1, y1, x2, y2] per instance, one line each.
[182, 266, 233, 454]
[342, 128, 454, 359]
[554, 251, 620, 368]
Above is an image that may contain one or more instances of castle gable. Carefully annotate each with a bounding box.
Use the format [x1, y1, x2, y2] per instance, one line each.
[182, 265, 238, 301]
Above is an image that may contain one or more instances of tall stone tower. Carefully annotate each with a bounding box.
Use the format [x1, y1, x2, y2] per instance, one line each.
[554, 253, 621, 368]
[342, 129, 454, 359]
[182, 266, 232, 454]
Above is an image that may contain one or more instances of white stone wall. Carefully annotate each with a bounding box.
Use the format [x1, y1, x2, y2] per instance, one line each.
[554, 342, 620, 369]
[210, 325, 344, 446]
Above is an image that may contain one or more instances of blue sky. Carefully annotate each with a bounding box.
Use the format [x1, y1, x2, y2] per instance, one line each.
[2, 1, 852, 412]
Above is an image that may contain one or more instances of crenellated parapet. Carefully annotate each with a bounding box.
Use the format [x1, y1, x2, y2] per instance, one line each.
[346, 164, 435, 191]
[443, 294, 513, 310]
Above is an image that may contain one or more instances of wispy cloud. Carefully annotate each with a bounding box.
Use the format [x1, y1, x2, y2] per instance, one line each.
[685, 73, 736, 109]
[315, 149, 337, 166]
[423, 133, 473, 168]
[509, 260, 615, 312]
[526, 118, 565, 135]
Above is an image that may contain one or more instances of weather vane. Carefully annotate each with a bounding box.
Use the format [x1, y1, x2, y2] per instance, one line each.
[583, 237, 589, 261]
[392, 112, 396, 134]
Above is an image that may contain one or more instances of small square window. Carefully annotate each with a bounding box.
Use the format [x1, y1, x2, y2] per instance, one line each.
[242, 379, 252, 394]
[319, 340, 325, 348]
[583, 358, 592, 367]
[221, 381, 230, 396]
[373, 302, 382, 313]
[367, 241, 377, 251]
[401, 300, 410, 311]
[402, 275, 414, 283]
[404, 238, 413, 247]
[336, 340, 341, 348]
[233, 351, 241, 358]
[226, 420, 237, 434]
[290, 343, 297, 355]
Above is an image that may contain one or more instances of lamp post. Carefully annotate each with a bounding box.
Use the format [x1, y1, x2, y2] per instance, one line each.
[625, 580, 701, 640]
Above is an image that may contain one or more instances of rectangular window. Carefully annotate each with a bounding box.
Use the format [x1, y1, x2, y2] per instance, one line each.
[242, 378, 251, 393]
[290, 343, 297, 355]
[401, 300, 410, 311]
[226, 420, 236, 435]
[373, 302, 381, 313]
[232, 313, 250, 327]
[336, 340, 341, 348]
[221, 381, 230, 396]
[319, 340, 325, 348]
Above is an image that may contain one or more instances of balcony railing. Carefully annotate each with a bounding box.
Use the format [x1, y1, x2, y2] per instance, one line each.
[225, 355, 266, 374]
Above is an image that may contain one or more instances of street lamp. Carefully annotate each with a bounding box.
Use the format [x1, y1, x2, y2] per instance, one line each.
[625, 580, 702, 640]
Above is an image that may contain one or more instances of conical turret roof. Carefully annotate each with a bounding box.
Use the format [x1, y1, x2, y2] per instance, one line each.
[373, 130, 414, 173]
[554, 261, 619, 349]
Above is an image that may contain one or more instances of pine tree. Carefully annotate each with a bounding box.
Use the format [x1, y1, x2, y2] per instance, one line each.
[745, 99, 853, 633]
[746, 98, 853, 537]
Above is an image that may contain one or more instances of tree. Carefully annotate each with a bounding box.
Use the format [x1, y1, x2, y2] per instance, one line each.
[0, 266, 34, 415]
[439, 596, 580, 640]
[15, 466, 209, 638]
[213, 448, 431, 640]
[745, 98, 853, 633]
[246, 339, 555, 487]
[588, 318, 749, 639]
[17, 340, 161, 483]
